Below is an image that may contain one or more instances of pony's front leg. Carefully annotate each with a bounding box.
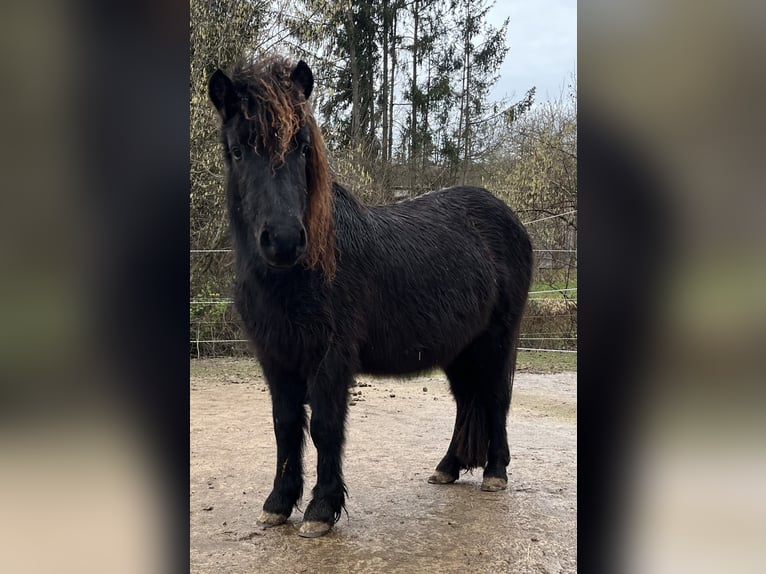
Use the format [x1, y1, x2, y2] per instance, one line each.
[257, 365, 307, 528]
[299, 357, 351, 538]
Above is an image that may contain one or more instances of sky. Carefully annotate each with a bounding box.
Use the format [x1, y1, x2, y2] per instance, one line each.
[488, 0, 577, 104]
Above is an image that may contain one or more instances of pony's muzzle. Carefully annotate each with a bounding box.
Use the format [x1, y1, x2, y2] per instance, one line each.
[258, 220, 307, 268]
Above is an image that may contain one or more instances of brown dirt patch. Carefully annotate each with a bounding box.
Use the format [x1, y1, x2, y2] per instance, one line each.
[191, 359, 576, 573]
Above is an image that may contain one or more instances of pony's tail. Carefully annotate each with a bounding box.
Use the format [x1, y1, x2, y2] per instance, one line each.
[454, 396, 490, 469]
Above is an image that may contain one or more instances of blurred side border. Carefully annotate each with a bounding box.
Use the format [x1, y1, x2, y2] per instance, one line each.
[0, 1, 190, 573]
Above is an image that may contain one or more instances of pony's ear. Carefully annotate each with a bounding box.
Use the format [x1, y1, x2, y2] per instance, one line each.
[208, 68, 237, 120]
[290, 60, 314, 100]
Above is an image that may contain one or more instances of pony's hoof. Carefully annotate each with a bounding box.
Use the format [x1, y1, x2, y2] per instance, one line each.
[481, 476, 508, 492]
[256, 511, 288, 528]
[428, 470, 458, 484]
[298, 520, 332, 538]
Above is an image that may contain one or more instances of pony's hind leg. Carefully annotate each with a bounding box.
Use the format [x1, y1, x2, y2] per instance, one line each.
[430, 328, 516, 491]
[480, 327, 519, 492]
[480, 365, 513, 492]
[258, 365, 307, 527]
[429, 345, 492, 484]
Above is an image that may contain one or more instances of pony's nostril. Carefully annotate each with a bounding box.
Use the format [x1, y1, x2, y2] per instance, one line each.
[259, 229, 271, 248]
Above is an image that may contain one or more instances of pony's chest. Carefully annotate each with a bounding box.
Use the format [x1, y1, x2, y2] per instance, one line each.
[236, 284, 329, 362]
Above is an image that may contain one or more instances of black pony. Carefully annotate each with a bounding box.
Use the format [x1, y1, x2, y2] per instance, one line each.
[208, 55, 533, 538]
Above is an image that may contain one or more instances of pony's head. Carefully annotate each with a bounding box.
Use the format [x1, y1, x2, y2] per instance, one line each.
[208, 56, 335, 279]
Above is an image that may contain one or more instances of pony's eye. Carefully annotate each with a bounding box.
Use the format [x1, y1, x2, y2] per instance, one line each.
[231, 146, 243, 160]
[300, 143, 310, 156]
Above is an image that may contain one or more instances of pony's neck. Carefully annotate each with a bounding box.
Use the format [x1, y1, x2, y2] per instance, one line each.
[331, 181, 365, 210]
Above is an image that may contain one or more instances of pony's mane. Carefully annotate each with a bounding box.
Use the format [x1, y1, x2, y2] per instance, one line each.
[231, 55, 335, 280]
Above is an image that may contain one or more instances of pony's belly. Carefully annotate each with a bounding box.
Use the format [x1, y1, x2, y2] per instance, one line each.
[357, 296, 490, 375]
[358, 342, 452, 375]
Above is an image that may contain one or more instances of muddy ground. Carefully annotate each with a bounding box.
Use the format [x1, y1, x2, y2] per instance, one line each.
[191, 359, 576, 573]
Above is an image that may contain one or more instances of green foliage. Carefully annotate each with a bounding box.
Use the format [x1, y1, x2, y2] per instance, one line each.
[505, 87, 536, 124]
[516, 350, 577, 373]
[190, 286, 229, 322]
[189, 286, 245, 358]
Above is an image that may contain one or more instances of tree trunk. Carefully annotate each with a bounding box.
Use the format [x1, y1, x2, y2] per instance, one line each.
[346, 9, 360, 153]
[456, 43, 466, 181]
[461, 0, 472, 184]
[411, 1, 418, 163]
[381, 0, 389, 165]
[423, 57, 431, 174]
[388, 6, 397, 164]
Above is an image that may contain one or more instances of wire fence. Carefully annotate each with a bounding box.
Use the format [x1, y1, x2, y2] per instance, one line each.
[190, 287, 577, 306]
[191, 209, 576, 357]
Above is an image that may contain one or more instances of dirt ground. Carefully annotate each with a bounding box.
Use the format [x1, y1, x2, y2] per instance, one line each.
[190, 359, 577, 573]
